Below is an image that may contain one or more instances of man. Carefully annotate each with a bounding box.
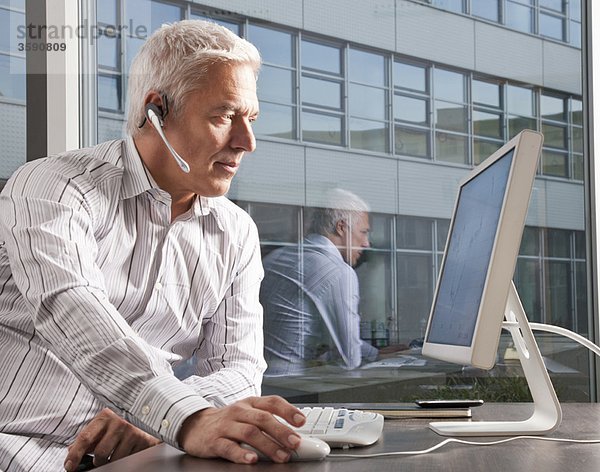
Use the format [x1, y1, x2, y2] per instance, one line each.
[261, 189, 379, 375]
[0, 20, 305, 472]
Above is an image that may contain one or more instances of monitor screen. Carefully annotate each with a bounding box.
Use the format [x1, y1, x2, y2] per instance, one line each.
[422, 130, 542, 370]
[426, 150, 514, 347]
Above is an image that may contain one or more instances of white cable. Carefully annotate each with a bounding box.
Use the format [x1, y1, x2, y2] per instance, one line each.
[331, 435, 600, 459]
[529, 323, 600, 358]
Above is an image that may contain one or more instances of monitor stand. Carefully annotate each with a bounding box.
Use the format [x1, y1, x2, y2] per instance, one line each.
[429, 282, 562, 436]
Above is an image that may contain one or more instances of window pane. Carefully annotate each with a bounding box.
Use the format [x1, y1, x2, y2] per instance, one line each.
[540, 0, 565, 13]
[248, 24, 293, 67]
[520, 227, 541, 256]
[571, 99, 583, 125]
[397, 253, 434, 342]
[302, 76, 341, 109]
[507, 85, 535, 116]
[395, 126, 429, 157]
[350, 118, 388, 153]
[505, 2, 534, 33]
[125, 35, 145, 72]
[542, 123, 567, 149]
[570, 0, 581, 20]
[349, 84, 386, 121]
[349, 48, 385, 86]
[514, 259, 542, 323]
[434, 68, 465, 102]
[254, 102, 295, 139]
[397, 217, 432, 250]
[473, 138, 501, 165]
[98, 31, 119, 69]
[546, 228, 570, 258]
[436, 132, 468, 164]
[472, 79, 500, 108]
[572, 126, 583, 153]
[472, 0, 499, 22]
[540, 13, 565, 41]
[575, 261, 587, 333]
[545, 260, 572, 328]
[250, 203, 299, 243]
[394, 95, 428, 125]
[189, 13, 239, 33]
[97, 0, 117, 25]
[542, 149, 568, 177]
[508, 115, 537, 137]
[0, 54, 25, 100]
[0, 0, 25, 8]
[125, 0, 182, 35]
[473, 110, 502, 138]
[0, 9, 24, 54]
[431, 0, 464, 13]
[258, 65, 294, 104]
[435, 101, 467, 133]
[394, 61, 427, 92]
[98, 74, 120, 111]
[302, 111, 342, 145]
[541, 94, 566, 122]
[570, 20, 581, 48]
[302, 40, 341, 75]
[575, 231, 585, 259]
[437, 220, 450, 250]
[573, 153, 584, 181]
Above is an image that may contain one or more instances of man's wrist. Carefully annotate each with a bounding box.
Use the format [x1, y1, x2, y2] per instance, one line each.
[178, 407, 216, 449]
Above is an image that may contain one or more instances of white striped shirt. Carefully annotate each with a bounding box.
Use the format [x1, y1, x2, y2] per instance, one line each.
[0, 137, 266, 471]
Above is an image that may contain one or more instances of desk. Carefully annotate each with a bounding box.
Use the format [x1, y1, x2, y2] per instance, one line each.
[96, 403, 600, 471]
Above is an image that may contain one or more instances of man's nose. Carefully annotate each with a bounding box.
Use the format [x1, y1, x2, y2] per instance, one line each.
[231, 119, 256, 153]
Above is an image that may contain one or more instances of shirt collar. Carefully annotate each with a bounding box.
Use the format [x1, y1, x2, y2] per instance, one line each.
[120, 136, 159, 200]
[304, 233, 345, 262]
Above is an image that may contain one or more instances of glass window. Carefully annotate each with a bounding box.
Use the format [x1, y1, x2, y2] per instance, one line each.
[302, 111, 343, 145]
[570, 20, 581, 48]
[397, 217, 432, 250]
[253, 103, 295, 140]
[258, 66, 294, 104]
[544, 260, 572, 328]
[302, 76, 341, 109]
[540, 0, 565, 13]
[302, 40, 341, 75]
[546, 229, 571, 258]
[507, 85, 535, 116]
[0, 9, 24, 55]
[542, 149, 569, 177]
[190, 13, 239, 33]
[573, 153, 584, 181]
[541, 94, 566, 122]
[248, 203, 299, 243]
[508, 115, 537, 137]
[349, 84, 386, 121]
[349, 48, 385, 86]
[394, 95, 428, 125]
[473, 110, 502, 138]
[472, 79, 500, 108]
[571, 99, 583, 126]
[434, 68, 465, 102]
[471, 0, 499, 22]
[435, 101, 467, 133]
[436, 132, 468, 164]
[520, 227, 541, 256]
[514, 258, 542, 322]
[248, 25, 293, 67]
[473, 138, 501, 165]
[542, 122, 567, 149]
[395, 126, 429, 158]
[394, 61, 427, 92]
[125, 0, 182, 36]
[350, 118, 388, 153]
[505, 1, 534, 33]
[431, 0, 464, 13]
[397, 253, 434, 342]
[540, 13, 565, 41]
[97, 0, 118, 25]
[0, 54, 25, 101]
[572, 126, 583, 154]
[98, 75, 121, 111]
[98, 31, 119, 70]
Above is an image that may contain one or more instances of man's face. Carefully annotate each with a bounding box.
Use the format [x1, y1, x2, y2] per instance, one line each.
[341, 211, 371, 267]
[163, 62, 259, 197]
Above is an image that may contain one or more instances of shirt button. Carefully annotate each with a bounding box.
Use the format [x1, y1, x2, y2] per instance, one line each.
[141, 405, 150, 415]
[161, 419, 170, 429]
[154, 282, 163, 291]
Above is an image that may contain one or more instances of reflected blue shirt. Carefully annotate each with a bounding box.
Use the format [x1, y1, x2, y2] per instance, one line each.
[260, 234, 378, 375]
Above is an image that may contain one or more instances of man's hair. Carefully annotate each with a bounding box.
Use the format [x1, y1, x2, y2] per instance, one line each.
[309, 188, 370, 236]
[126, 19, 261, 136]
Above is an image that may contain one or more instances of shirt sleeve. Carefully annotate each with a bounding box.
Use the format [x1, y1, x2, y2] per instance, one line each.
[0, 161, 210, 447]
[181, 218, 267, 406]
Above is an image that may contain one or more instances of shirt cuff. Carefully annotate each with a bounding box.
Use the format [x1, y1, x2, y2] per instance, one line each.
[129, 374, 212, 447]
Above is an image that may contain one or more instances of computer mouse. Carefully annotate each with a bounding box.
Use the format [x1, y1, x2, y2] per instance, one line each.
[241, 435, 330, 462]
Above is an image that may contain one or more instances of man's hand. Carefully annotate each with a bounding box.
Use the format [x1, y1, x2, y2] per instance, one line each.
[64, 408, 161, 471]
[178, 395, 306, 464]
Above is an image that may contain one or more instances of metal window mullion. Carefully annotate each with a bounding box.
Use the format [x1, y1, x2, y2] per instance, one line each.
[343, 43, 349, 148]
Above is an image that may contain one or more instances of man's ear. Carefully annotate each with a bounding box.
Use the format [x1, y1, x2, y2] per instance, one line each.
[335, 219, 347, 237]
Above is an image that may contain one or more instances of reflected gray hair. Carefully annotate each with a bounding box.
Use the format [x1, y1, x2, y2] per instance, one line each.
[126, 20, 261, 136]
[309, 189, 370, 236]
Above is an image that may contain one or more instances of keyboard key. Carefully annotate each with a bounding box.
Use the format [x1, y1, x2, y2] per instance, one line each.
[334, 418, 345, 429]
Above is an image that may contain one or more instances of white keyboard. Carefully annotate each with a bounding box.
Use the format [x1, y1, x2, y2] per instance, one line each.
[283, 406, 384, 448]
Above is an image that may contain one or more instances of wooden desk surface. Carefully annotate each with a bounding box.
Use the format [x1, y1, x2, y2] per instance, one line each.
[96, 403, 600, 471]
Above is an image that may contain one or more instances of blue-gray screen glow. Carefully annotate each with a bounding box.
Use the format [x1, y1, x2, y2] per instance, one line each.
[426, 149, 514, 346]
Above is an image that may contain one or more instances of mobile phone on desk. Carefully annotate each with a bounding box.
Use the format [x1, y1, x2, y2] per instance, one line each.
[415, 399, 484, 408]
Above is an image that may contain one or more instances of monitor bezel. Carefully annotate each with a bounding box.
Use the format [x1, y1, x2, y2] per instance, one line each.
[422, 130, 543, 370]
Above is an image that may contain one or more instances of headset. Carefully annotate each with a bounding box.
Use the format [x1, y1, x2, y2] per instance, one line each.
[139, 97, 191, 174]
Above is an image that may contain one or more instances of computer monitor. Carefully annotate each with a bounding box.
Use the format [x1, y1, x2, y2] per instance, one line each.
[422, 130, 561, 436]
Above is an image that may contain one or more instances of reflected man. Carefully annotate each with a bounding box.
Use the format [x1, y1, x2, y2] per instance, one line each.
[261, 189, 378, 375]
